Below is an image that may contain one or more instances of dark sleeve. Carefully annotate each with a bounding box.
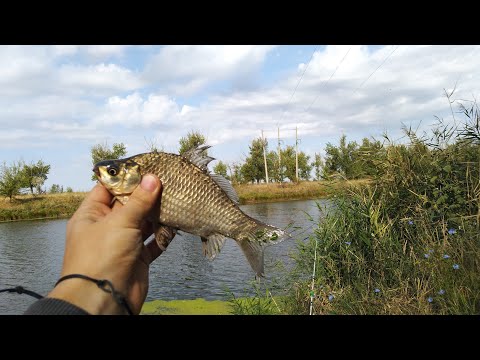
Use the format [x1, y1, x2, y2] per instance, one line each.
[24, 298, 90, 315]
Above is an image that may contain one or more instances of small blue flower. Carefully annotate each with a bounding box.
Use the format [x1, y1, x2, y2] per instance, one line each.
[443, 254, 450, 259]
[428, 249, 434, 254]
[453, 264, 460, 270]
[424, 253, 430, 259]
[328, 294, 335, 302]
[448, 228, 456, 235]
[438, 289, 445, 295]
[345, 241, 351, 246]
[374, 288, 380, 293]
[408, 220, 414, 225]
[427, 297, 433, 303]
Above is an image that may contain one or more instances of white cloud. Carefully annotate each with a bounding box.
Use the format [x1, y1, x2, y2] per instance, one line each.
[83, 45, 130, 59]
[51, 45, 79, 57]
[143, 45, 277, 95]
[92, 92, 182, 128]
[58, 63, 143, 93]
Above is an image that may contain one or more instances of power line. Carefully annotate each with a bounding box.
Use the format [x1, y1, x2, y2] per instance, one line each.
[352, 45, 400, 95]
[304, 45, 353, 113]
[278, 46, 319, 125]
[287, 46, 318, 106]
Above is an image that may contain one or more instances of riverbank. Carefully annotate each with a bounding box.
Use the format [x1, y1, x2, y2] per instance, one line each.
[0, 192, 85, 222]
[0, 180, 368, 222]
[235, 179, 369, 204]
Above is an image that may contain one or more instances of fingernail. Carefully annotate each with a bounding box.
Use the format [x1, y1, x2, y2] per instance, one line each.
[140, 174, 158, 192]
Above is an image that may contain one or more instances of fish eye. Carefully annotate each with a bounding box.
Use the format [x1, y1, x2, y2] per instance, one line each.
[107, 167, 118, 176]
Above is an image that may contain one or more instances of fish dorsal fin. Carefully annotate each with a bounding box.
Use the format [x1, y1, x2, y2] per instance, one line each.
[210, 173, 240, 205]
[182, 145, 214, 172]
[201, 234, 227, 260]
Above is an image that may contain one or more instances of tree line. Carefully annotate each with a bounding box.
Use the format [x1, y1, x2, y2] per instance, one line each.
[1, 130, 389, 201]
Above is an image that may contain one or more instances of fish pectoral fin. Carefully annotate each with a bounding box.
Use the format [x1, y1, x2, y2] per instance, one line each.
[201, 234, 227, 260]
[238, 240, 265, 278]
[154, 225, 176, 252]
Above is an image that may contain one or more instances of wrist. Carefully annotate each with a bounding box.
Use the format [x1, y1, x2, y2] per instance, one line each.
[47, 276, 126, 315]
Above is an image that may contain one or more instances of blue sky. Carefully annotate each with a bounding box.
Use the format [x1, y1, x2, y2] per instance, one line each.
[1, 45, 479, 191]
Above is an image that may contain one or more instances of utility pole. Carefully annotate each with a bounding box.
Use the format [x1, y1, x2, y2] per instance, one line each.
[277, 126, 282, 182]
[295, 126, 299, 183]
[261, 130, 269, 184]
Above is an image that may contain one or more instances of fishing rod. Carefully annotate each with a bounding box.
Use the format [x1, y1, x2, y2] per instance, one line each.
[309, 236, 318, 315]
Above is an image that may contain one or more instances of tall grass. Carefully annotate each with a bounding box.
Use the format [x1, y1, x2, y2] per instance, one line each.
[233, 100, 480, 315]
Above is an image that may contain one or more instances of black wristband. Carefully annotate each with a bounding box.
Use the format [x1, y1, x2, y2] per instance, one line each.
[55, 274, 134, 315]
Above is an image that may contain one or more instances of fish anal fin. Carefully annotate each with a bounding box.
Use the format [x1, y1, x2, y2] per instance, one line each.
[201, 233, 227, 260]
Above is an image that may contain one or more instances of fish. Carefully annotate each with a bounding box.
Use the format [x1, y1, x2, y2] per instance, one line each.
[93, 145, 289, 277]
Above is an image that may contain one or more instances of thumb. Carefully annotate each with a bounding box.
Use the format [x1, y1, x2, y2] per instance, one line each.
[113, 174, 161, 229]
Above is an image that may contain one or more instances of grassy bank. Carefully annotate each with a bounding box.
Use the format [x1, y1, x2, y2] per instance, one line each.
[0, 180, 366, 222]
[0, 192, 86, 222]
[234, 179, 369, 204]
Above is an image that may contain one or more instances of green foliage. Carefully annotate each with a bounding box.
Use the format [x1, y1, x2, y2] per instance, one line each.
[213, 160, 229, 179]
[280, 102, 480, 314]
[229, 162, 244, 185]
[179, 131, 207, 155]
[227, 282, 281, 315]
[66, 187, 73, 193]
[22, 160, 50, 195]
[280, 145, 312, 182]
[323, 135, 386, 179]
[266, 150, 283, 182]
[311, 153, 324, 181]
[0, 161, 28, 201]
[49, 184, 63, 194]
[90, 142, 127, 181]
[241, 137, 267, 184]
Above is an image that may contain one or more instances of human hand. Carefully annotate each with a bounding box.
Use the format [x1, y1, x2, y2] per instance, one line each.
[47, 174, 174, 315]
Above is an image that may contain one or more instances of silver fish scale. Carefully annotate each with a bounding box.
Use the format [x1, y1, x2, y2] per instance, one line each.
[132, 152, 256, 240]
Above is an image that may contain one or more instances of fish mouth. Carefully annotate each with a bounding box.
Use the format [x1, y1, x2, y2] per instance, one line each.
[92, 165, 100, 177]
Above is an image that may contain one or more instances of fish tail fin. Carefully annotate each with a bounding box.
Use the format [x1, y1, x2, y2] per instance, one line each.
[237, 220, 291, 277]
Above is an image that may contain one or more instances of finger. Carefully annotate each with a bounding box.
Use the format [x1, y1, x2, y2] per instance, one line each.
[76, 183, 114, 218]
[110, 174, 161, 229]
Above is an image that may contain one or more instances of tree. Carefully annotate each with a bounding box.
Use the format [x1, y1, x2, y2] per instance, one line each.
[229, 162, 244, 185]
[266, 150, 282, 182]
[280, 146, 312, 182]
[66, 187, 73, 193]
[0, 161, 28, 201]
[90, 142, 127, 181]
[213, 161, 229, 179]
[179, 131, 207, 155]
[311, 153, 324, 181]
[323, 135, 360, 179]
[22, 160, 50, 195]
[49, 184, 63, 194]
[241, 137, 267, 184]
